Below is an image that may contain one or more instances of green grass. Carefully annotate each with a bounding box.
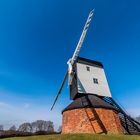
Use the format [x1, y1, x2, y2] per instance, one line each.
[3, 134, 140, 140]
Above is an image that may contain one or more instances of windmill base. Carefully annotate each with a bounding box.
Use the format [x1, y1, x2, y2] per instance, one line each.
[62, 107, 123, 134]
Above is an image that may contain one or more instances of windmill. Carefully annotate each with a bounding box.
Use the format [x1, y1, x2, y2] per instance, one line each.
[51, 10, 140, 135]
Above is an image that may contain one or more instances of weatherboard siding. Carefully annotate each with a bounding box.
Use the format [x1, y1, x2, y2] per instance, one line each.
[76, 62, 112, 97]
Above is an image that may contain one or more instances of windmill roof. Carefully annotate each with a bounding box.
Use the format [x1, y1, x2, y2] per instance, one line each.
[62, 95, 119, 113]
[77, 57, 104, 68]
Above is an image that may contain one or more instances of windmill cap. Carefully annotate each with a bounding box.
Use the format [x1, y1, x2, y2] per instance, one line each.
[77, 57, 104, 68]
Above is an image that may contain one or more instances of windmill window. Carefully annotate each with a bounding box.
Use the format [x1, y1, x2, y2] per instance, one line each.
[93, 78, 98, 84]
[86, 66, 90, 71]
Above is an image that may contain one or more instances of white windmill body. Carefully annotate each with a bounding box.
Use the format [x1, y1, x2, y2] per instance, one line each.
[70, 57, 112, 100]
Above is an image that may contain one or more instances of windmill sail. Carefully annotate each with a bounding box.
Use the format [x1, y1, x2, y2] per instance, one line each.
[71, 9, 94, 64]
[68, 9, 94, 85]
[51, 71, 68, 111]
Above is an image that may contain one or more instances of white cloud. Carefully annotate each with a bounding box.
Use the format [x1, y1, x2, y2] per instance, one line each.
[0, 102, 12, 108]
[23, 103, 30, 109]
[0, 101, 62, 130]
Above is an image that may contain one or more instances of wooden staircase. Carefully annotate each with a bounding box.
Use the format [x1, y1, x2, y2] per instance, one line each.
[102, 97, 140, 135]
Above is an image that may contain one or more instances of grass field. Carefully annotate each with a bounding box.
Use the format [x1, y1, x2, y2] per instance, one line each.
[3, 134, 140, 140]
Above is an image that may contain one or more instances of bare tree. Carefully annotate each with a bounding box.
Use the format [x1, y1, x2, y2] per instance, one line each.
[31, 120, 54, 132]
[18, 123, 32, 132]
[0, 125, 3, 131]
[31, 122, 38, 133]
[47, 121, 54, 132]
[9, 125, 16, 131]
[17, 120, 54, 133]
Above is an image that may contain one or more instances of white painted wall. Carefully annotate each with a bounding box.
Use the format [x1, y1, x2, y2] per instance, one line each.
[76, 62, 112, 97]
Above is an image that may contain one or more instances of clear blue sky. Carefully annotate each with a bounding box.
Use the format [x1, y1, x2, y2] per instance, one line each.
[0, 0, 140, 129]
